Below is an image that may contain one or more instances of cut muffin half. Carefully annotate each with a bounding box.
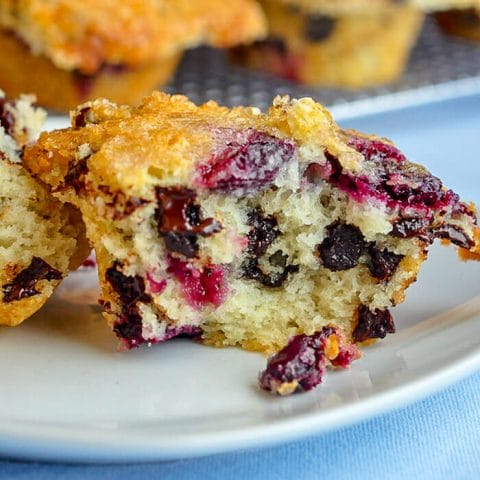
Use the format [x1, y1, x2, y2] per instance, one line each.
[24, 92, 479, 393]
[0, 91, 90, 326]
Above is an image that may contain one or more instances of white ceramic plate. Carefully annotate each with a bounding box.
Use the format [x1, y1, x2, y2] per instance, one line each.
[0, 242, 480, 463]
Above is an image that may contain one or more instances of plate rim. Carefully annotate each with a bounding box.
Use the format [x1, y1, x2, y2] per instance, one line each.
[1, 326, 479, 463]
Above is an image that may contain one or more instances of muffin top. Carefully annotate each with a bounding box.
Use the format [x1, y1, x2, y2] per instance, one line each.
[0, 0, 266, 73]
[23, 92, 361, 198]
[24, 91, 478, 255]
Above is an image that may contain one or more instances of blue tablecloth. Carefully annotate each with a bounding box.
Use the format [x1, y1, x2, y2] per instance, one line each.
[1, 95, 479, 479]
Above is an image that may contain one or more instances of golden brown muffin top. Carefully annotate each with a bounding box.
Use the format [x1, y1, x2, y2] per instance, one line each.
[23, 92, 360, 198]
[274, 0, 479, 14]
[0, 0, 266, 73]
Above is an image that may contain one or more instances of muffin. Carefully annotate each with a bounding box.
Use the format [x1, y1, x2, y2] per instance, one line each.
[0, 0, 266, 111]
[275, 0, 480, 14]
[23, 92, 480, 394]
[231, 0, 424, 88]
[0, 91, 89, 326]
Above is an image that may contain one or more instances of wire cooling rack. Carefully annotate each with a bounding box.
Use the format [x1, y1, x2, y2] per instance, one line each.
[164, 16, 480, 119]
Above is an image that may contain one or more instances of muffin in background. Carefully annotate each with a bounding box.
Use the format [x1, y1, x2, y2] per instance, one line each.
[0, 0, 266, 111]
[232, 0, 480, 89]
[232, 0, 424, 89]
[274, 0, 480, 14]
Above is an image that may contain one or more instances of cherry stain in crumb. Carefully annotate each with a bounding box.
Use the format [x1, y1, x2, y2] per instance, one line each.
[167, 256, 227, 310]
[196, 130, 296, 194]
[318, 136, 462, 215]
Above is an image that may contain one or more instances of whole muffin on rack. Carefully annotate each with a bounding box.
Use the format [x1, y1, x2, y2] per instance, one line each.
[0, 0, 266, 111]
[24, 92, 480, 394]
[275, 0, 479, 15]
[0, 91, 89, 326]
[231, 0, 425, 89]
[232, 0, 480, 89]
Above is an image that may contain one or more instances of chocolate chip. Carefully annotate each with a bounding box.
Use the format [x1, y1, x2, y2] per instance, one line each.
[318, 223, 366, 271]
[105, 263, 153, 347]
[162, 232, 198, 258]
[242, 256, 299, 288]
[155, 187, 222, 258]
[63, 158, 89, 193]
[353, 305, 395, 342]
[96, 186, 148, 220]
[113, 312, 144, 346]
[433, 224, 473, 249]
[305, 15, 336, 42]
[0, 97, 15, 137]
[105, 263, 151, 307]
[368, 246, 403, 281]
[2, 257, 62, 303]
[73, 106, 91, 128]
[246, 209, 281, 257]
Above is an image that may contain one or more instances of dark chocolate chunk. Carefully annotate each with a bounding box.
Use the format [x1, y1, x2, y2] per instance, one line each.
[63, 158, 89, 193]
[318, 223, 366, 271]
[242, 256, 299, 288]
[105, 263, 151, 307]
[113, 312, 144, 347]
[0, 98, 15, 137]
[353, 305, 395, 342]
[433, 224, 473, 249]
[97, 185, 148, 220]
[305, 15, 336, 42]
[72, 106, 91, 129]
[246, 209, 281, 257]
[105, 263, 153, 347]
[368, 246, 403, 281]
[162, 232, 198, 258]
[2, 257, 62, 303]
[155, 187, 222, 258]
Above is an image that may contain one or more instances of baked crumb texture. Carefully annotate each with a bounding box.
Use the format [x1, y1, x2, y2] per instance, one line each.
[0, 90, 89, 326]
[24, 92, 480, 394]
[0, 0, 266, 110]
